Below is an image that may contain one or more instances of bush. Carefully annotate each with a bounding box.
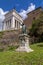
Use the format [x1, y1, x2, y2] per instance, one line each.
[8, 45, 19, 51]
[0, 48, 4, 52]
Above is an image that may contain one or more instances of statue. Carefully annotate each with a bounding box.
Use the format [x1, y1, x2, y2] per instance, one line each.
[16, 23, 33, 52]
[21, 23, 27, 34]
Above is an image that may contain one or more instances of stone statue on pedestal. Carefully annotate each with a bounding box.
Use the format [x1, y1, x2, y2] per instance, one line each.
[16, 23, 33, 52]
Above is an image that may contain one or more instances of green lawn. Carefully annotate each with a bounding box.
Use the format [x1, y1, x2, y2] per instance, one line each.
[0, 43, 43, 65]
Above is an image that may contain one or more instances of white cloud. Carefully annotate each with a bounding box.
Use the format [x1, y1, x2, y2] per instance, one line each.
[0, 8, 8, 31]
[19, 3, 35, 20]
[19, 10, 28, 20]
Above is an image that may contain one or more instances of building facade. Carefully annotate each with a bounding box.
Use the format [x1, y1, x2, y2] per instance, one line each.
[24, 7, 42, 29]
[3, 9, 23, 31]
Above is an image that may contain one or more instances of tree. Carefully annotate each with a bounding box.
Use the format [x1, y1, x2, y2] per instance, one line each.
[29, 11, 43, 42]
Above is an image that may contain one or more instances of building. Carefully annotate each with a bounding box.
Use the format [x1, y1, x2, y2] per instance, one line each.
[3, 9, 23, 31]
[24, 7, 43, 29]
[2, 7, 43, 31]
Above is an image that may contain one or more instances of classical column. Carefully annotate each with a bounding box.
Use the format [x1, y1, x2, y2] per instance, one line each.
[10, 20, 11, 29]
[4, 21, 7, 30]
[2, 22, 4, 30]
[8, 20, 11, 29]
[18, 21, 19, 29]
[16, 21, 19, 29]
[9, 20, 10, 29]
[18, 22, 20, 29]
[11, 17, 15, 29]
[15, 20, 18, 29]
[7, 21, 8, 30]
[16, 20, 17, 29]
[17, 21, 19, 29]
[6, 21, 8, 30]
[15, 20, 16, 29]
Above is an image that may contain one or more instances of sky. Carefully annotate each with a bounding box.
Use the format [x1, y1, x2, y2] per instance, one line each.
[0, 0, 43, 31]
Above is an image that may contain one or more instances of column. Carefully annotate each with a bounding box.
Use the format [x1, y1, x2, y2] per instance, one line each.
[6, 21, 7, 30]
[15, 20, 16, 29]
[9, 20, 10, 29]
[7, 21, 8, 30]
[16, 20, 17, 29]
[18, 21, 19, 29]
[4, 21, 6, 30]
[18, 22, 19, 29]
[15, 20, 18, 29]
[9, 20, 11, 29]
[18, 22, 20, 29]
[11, 17, 15, 29]
[17, 21, 18, 29]
[2, 22, 4, 30]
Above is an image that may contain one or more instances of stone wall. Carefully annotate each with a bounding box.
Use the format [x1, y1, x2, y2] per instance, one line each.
[0, 30, 21, 48]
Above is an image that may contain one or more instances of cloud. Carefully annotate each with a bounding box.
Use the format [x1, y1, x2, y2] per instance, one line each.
[0, 8, 8, 31]
[19, 10, 28, 20]
[19, 3, 35, 20]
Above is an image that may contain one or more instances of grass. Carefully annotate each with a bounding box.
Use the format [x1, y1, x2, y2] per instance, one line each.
[0, 43, 43, 65]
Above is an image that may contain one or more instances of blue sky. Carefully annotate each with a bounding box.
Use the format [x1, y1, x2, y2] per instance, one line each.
[0, 0, 43, 31]
[0, 0, 43, 12]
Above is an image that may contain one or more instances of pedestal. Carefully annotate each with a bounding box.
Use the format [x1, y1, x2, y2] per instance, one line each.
[16, 34, 33, 52]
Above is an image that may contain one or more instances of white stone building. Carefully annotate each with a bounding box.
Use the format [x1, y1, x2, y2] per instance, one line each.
[2, 9, 23, 31]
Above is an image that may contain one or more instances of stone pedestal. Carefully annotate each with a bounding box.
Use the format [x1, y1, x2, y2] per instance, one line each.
[16, 34, 33, 52]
